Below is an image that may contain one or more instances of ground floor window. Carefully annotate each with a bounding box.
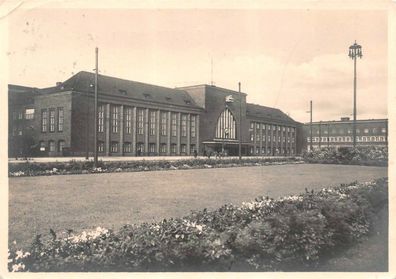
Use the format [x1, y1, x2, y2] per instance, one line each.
[111, 142, 118, 153]
[136, 142, 144, 155]
[262, 147, 265, 154]
[58, 140, 65, 152]
[160, 143, 167, 153]
[98, 141, 104, 152]
[124, 142, 131, 153]
[180, 144, 187, 154]
[171, 143, 177, 154]
[149, 143, 156, 153]
[49, 140, 55, 152]
[190, 144, 196, 154]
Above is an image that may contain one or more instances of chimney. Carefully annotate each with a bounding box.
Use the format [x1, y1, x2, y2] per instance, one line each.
[341, 117, 350, 121]
[56, 82, 62, 87]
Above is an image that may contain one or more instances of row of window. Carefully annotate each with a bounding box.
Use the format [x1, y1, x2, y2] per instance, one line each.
[39, 140, 65, 152]
[98, 105, 197, 138]
[311, 127, 387, 135]
[250, 134, 296, 143]
[250, 146, 295, 155]
[307, 136, 387, 143]
[98, 141, 197, 154]
[251, 122, 296, 133]
[41, 108, 64, 133]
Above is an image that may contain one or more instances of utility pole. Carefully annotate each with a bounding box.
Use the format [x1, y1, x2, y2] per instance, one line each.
[307, 100, 313, 151]
[94, 47, 99, 167]
[319, 120, 322, 149]
[238, 82, 242, 160]
[348, 41, 362, 148]
[327, 123, 330, 148]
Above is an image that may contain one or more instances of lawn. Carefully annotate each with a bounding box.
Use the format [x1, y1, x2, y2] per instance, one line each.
[9, 164, 387, 249]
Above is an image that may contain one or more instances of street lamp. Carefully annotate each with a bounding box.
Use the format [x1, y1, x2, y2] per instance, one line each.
[348, 41, 362, 148]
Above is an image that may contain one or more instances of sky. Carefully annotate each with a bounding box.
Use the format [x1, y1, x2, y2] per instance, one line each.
[6, 5, 388, 123]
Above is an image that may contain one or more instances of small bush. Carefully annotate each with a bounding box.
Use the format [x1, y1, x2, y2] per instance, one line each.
[8, 178, 388, 272]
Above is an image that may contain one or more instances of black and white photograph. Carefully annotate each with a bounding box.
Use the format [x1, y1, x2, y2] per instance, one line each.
[1, 0, 394, 276]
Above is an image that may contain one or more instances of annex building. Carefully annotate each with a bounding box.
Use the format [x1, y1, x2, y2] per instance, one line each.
[303, 117, 388, 151]
[9, 71, 303, 158]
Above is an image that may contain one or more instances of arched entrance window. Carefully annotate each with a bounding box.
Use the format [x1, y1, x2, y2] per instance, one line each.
[215, 108, 236, 139]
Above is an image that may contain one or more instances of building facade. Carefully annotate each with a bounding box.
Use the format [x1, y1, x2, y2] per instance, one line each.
[9, 71, 303, 157]
[303, 117, 388, 151]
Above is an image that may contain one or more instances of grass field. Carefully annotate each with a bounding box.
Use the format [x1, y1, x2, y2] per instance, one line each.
[9, 164, 387, 249]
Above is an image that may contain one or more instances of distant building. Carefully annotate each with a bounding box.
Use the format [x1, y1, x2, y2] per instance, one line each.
[8, 71, 303, 158]
[303, 117, 388, 151]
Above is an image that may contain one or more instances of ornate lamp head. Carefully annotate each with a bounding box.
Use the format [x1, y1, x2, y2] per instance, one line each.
[349, 40, 363, 59]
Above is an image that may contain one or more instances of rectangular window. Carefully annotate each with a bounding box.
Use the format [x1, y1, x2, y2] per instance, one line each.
[180, 144, 187, 154]
[190, 144, 196, 154]
[58, 140, 65, 152]
[18, 111, 23, 119]
[171, 143, 177, 154]
[149, 110, 156, 136]
[98, 141, 104, 152]
[256, 123, 260, 130]
[41, 109, 48, 132]
[111, 106, 119, 133]
[137, 109, 144, 135]
[49, 109, 56, 132]
[250, 122, 254, 129]
[136, 142, 144, 154]
[98, 105, 105, 133]
[25, 108, 35, 119]
[57, 107, 64, 132]
[190, 115, 196, 138]
[181, 114, 187, 137]
[111, 142, 118, 153]
[256, 134, 260, 141]
[364, 128, 369, 134]
[124, 142, 131, 153]
[381, 128, 386, 133]
[160, 143, 167, 153]
[149, 143, 155, 153]
[268, 135, 271, 142]
[171, 113, 177, 137]
[49, 141, 55, 152]
[250, 133, 254, 141]
[125, 107, 132, 134]
[161, 112, 167, 136]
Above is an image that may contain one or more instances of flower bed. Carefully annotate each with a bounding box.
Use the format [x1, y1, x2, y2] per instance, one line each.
[8, 178, 388, 272]
[303, 146, 388, 166]
[9, 157, 303, 177]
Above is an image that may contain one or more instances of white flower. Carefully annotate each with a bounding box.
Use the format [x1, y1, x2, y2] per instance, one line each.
[11, 262, 25, 272]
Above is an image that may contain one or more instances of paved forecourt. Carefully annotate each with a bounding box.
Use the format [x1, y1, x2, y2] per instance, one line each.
[9, 164, 387, 249]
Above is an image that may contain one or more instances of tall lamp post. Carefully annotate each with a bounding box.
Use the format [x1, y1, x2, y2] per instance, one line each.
[93, 47, 99, 167]
[348, 41, 362, 148]
[238, 82, 242, 160]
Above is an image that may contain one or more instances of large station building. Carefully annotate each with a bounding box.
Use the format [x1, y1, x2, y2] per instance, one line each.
[9, 71, 303, 157]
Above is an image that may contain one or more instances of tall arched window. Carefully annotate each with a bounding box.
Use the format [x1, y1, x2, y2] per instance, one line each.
[215, 108, 236, 139]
